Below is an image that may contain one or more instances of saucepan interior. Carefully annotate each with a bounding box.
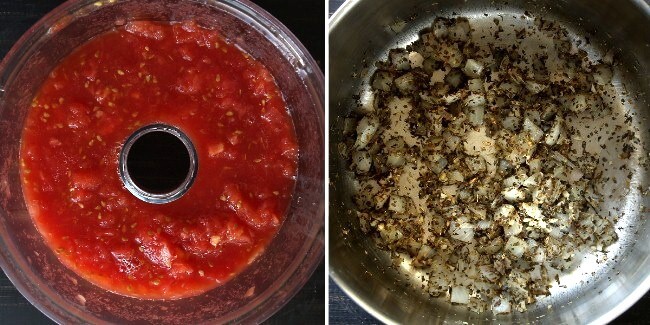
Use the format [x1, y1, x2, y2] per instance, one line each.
[329, 0, 649, 323]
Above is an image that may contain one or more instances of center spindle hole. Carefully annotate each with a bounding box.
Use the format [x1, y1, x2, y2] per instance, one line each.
[126, 131, 191, 195]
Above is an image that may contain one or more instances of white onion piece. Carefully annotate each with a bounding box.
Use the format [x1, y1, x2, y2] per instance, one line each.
[593, 65, 613, 85]
[463, 59, 484, 78]
[568, 168, 584, 182]
[343, 118, 356, 135]
[418, 245, 435, 259]
[522, 174, 538, 188]
[439, 43, 464, 68]
[386, 152, 406, 167]
[390, 50, 411, 70]
[504, 220, 523, 237]
[528, 158, 541, 173]
[450, 221, 475, 243]
[492, 296, 511, 314]
[408, 51, 424, 69]
[441, 185, 457, 197]
[545, 118, 562, 145]
[565, 93, 587, 112]
[530, 264, 542, 280]
[532, 247, 546, 263]
[444, 132, 461, 151]
[523, 118, 544, 143]
[498, 82, 520, 96]
[451, 286, 470, 304]
[522, 203, 543, 219]
[503, 175, 521, 188]
[430, 155, 448, 174]
[467, 105, 485, 126]
[372, 70, 393, 91]
[479, 265, 499, 282]
[431, 19, 448, 38]
[449, 19, 470, 41]
[502, 187, 526, 202]
[430, 69, 448, 85]
[465, 93, 486, 108]
[495, 204, 516, 220]
[448, 170, 465, 183]
[477, 220, 492, 230]
[379, 225, 403, 243]
[468, 78, 483, 92]
[388, 195, 407, 213]
[525, 80, 547, 94]
[548, 227, 564, 239]
[354, 116, 379, 149]
[395, 72, 416, 94]
[442, 90, 464, 104]
[352, 151, 372, 173]
[501, 116, 520, 131]
[505, 236, 528, 258]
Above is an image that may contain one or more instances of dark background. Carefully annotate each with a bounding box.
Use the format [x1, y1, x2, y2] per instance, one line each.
[0, 0, 324, 324]
[327, 0, 648, 324]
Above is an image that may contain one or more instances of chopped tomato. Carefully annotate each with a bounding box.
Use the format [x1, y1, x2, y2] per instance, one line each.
[21, 21, 297, 299]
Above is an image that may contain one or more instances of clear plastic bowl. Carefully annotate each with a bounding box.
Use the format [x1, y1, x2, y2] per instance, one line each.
[0, 0, 324, 323]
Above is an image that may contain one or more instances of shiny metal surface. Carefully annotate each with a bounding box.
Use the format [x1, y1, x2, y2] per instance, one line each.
[119, 124, 198, 204]
[329, 0, 650, 324]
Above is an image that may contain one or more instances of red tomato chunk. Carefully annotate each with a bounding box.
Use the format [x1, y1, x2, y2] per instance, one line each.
[20, 21, 297, 299]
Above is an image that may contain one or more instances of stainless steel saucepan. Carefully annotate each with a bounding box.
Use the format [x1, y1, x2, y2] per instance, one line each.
[329, 0, 650, 323]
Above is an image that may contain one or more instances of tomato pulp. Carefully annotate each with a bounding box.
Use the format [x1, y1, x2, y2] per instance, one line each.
[20, 21, 298, 299]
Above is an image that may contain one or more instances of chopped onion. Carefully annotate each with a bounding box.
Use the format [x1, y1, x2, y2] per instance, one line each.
[492, 296, 511, 314]
[530, 264, 542, 280]
[480, 265, 499, 282]
[352, 151, 372, 173]
[504, 220, 523, 237]
[445, 69, 463, 87]
[477, 220, 492, 230]
[467, 105, 485, 126]
[354, 116, 379, 149]
[505, 236, 528, 258]
[545, 118, 562, 145]
[451, 286, 470, 304]
[441, 185, 458, 197]
[593, 64, 613, 85]
[502, 187, 526, 202]
[386, 152, 406, 167]
[450, 221, 475, 243]
[431, 19, 448, 38]
[564, 93, 587, 112]
[468, 78, 484, 92]
[371, 70, 394, 91]
[439, 43, 464, 68]
[448, 18, 470, 42]
[430, 69, 448, 84]
[525, 80, 547, 94]
[395, 72, 417, 94]
[408, 51, 424, 69]
[522, 118, 544, 143]
[389, 50, 411, 70]
[462, 59, 484, 78]
[343, 118, 356, 135]
[465, 93, 487, 108]
[388, 195, 407, 213]
[495, 204, 516, 220]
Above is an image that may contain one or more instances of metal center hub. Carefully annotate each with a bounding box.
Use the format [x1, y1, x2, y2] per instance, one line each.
[119, 124, 198, 204]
